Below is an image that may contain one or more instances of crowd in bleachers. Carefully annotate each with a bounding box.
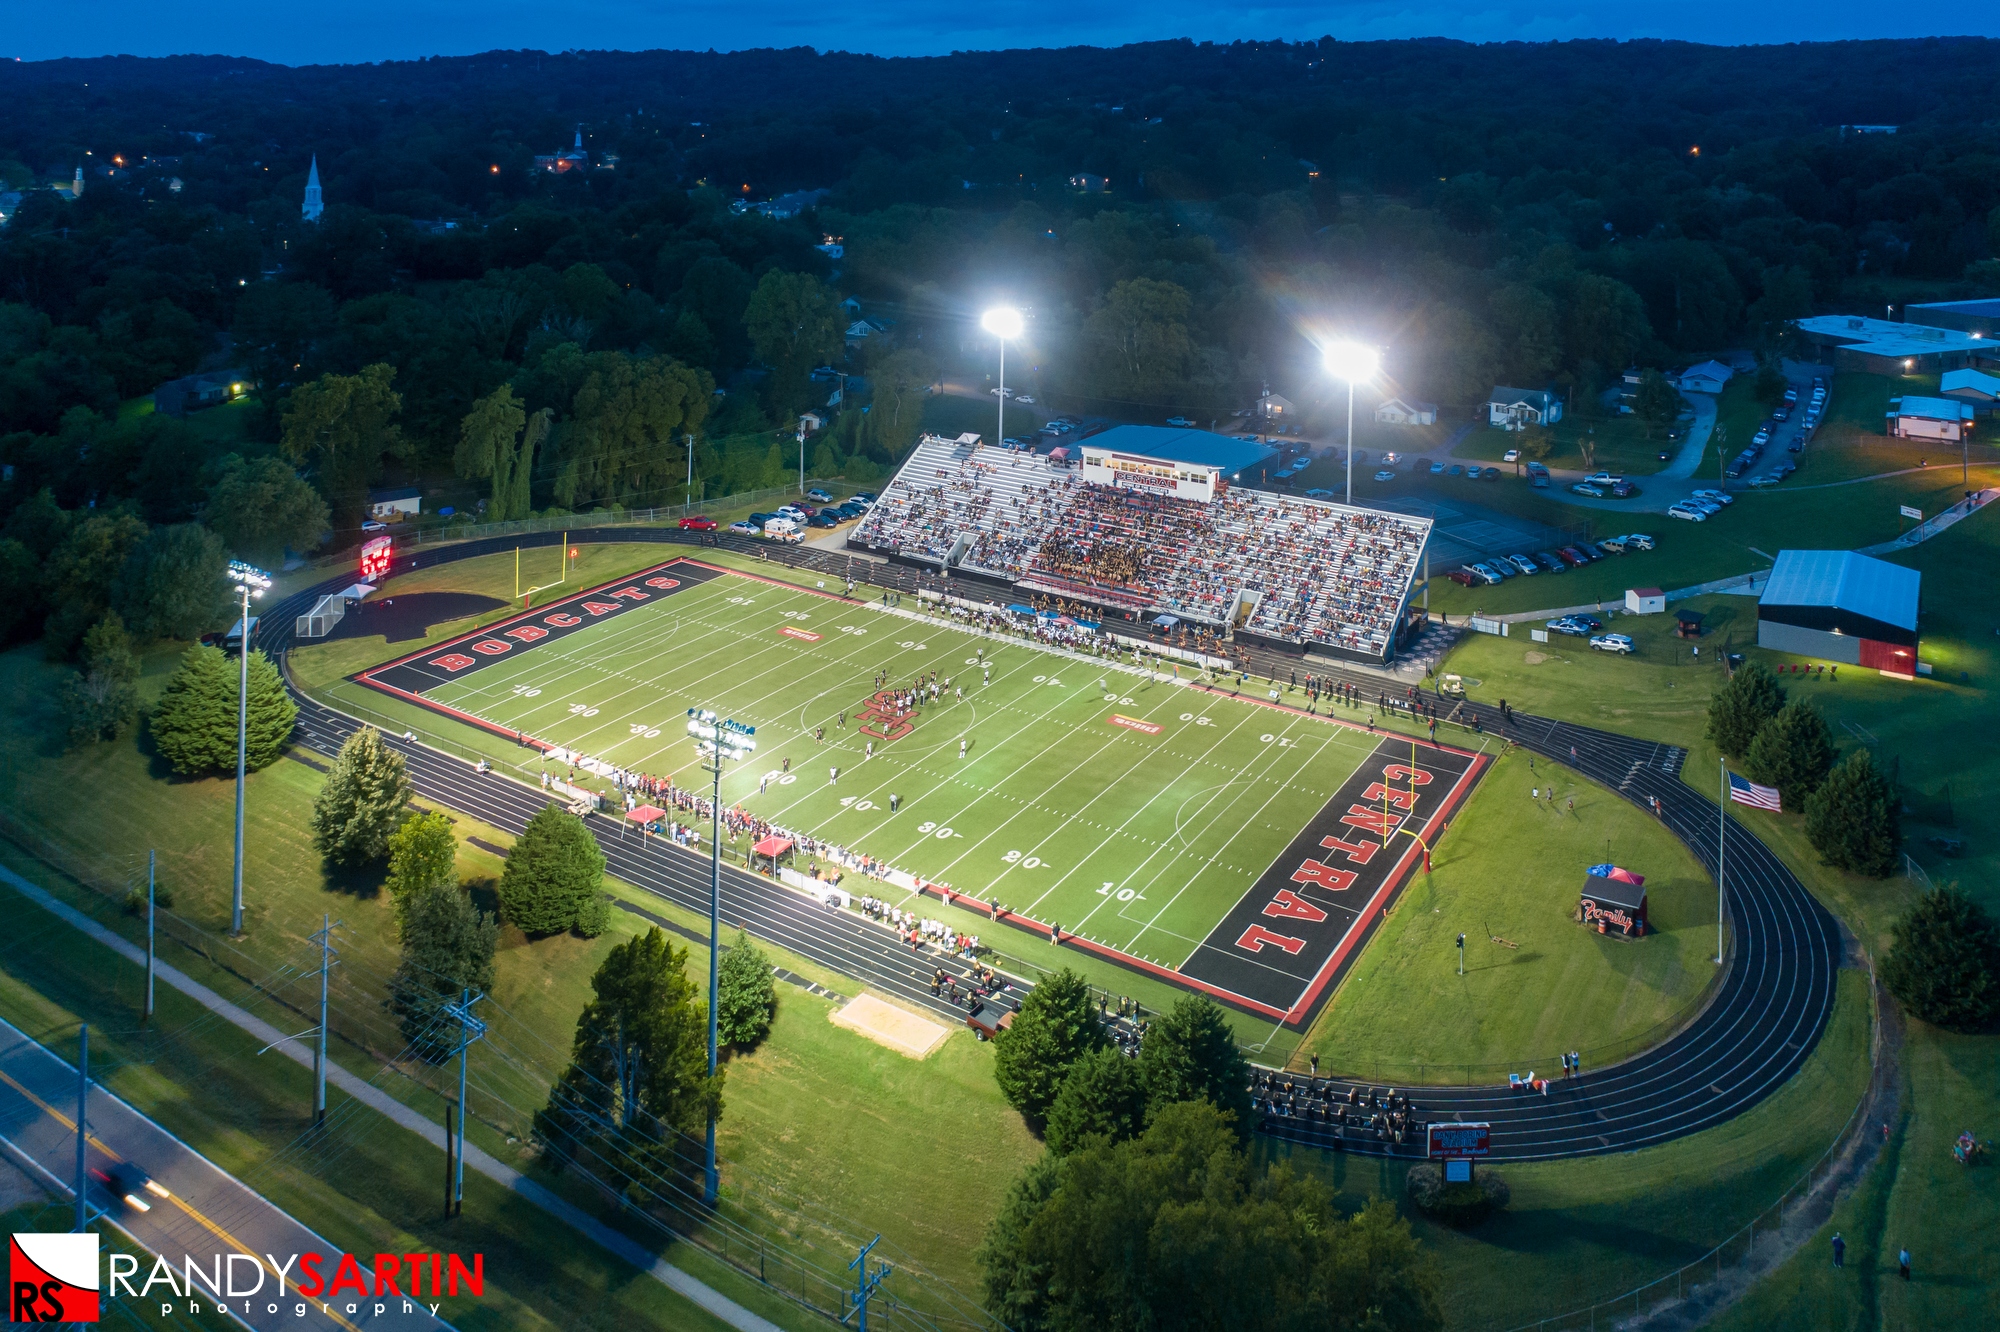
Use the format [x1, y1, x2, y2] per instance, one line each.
[850, 435, 1430, 656]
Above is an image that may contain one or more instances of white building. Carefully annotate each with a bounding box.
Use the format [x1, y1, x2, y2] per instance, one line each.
[1487, 387, 1563, 428]
[302, 156, 323, 223]
[1888, 395, 1975, 442]
[1677, 360, 1733, 394]
[1374, 397, 1437, 426]
[367, 486, 420, 520]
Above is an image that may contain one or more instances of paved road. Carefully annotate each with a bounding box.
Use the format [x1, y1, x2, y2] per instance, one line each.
[0, 1013, 447, 1331]
[260, 531, 1840, 1163]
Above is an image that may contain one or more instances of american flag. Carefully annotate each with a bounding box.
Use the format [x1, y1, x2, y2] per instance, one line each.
[1728, 772, 1782, 812]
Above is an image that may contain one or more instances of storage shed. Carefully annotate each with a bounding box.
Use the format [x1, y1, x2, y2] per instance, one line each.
[1625, 587, 1665, 615]
[1757, 550, 1920, 676]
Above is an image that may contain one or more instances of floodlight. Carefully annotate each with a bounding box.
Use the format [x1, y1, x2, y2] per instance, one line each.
[1322, 342, 1379, 383]
[981, 306, 1024, 340]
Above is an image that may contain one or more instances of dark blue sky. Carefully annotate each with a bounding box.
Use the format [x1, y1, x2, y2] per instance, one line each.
[14, 2, 1995, 64]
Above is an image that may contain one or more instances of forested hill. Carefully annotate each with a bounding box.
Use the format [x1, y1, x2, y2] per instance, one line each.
[2, 36, 1999, 646]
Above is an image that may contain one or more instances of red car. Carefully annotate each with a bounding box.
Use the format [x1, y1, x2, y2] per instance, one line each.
[1557, 546, 1589, 568]
[679, 516, 717, 531]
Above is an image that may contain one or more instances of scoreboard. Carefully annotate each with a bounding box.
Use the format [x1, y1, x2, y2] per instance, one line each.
[359, 535, 393, 581]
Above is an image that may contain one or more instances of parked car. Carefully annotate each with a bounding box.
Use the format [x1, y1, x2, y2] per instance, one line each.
[1575, 542, 1607, 561]
[1304, 487, 1334, 498]
[1625, 533, 1656, 550]
[1571, 482, 1606, 498]
[1381, 452, 1401, 465]
[1569, 614, 1605, 631]
[1474, 561, 1509, 582]
[1668, 503, 1708, 521]
[1447, 567, 1480, 586]
[1557, 546, 1589, 567]
[1165, 416, 1193, 426]
[1502, 449, 1521, 463]
[1772, 407, 1790, 422]
[1533, 551, 1567, 573]
[810, 511, 840, 527]
[1016, 395, 1036, 405]
[728, 520, 760, 535]
[1414, 457, 1434, 470]
[1373, 469, 1397, 482]
[1480, 466, 1503, 480]
[806, 488, 834, 502]
[1590, 633, 1636, 655]
[1508, 554, 1539, 576]
[1584, 472, 1622, 486]
[1610, 480, 1639, 498]
[1429, 460, 1446, 474]
[1691, 489, 1732, 506]
[1598, 535, 1630, 553]
[679, 516, 717, 530]
[1748, 473, 1782, 487]
[361, 520, 387, 533]
[747, 512, 778, 527]
[1783, 388, 1799, 404]
[1548, 617, 1590, 636]
[1774, 460, 1797, 477]
[1447, 463, 1465, 477]
[1752, 428, 1771, 446]
[854, 491, 878, 502]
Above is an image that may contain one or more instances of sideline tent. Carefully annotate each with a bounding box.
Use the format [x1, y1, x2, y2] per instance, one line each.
[752, 834, 794, 875]
[626, 804, 666, 838]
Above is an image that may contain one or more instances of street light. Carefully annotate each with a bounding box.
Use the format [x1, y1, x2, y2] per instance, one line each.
[225, 560, 271, 936]
[981, 306, 1024, 445]
[686, 707, 755, 1207]
[1323, 342, 1379, 505]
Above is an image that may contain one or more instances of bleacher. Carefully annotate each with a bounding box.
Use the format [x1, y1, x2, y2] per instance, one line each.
[848, 435, 1433, 662]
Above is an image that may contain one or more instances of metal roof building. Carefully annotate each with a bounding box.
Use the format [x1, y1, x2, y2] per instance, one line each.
[1757, 550, 1920, 675]
[1792, 314, 1999, 376]
[1079, 426, 1276, 477]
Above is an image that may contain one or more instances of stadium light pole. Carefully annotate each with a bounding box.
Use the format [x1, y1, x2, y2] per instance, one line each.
[687, 708, 756, 1207]
[226, 560, 272, 935]
[981, 306, 1024, 445]
[1323, 343, 1379, 506]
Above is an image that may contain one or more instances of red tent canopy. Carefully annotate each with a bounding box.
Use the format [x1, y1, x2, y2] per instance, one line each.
[752, 835, 794, 858]
[627, 805, 666, 824]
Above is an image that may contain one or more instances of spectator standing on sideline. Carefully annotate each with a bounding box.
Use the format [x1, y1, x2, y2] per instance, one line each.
[1831, 1233, 1845, 1268]
[1899, 1248, 1910, 1281]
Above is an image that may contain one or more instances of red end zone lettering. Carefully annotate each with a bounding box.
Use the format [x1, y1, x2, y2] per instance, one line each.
[1361, 781, 1419, 811]
[643, 577, 682, 590]
[429, 654, 476, 672]
[1235, 924, 1306, 955]
[471, 640, 511, 655]
[543, 612, 582, 627]
[1264, 888, 1330, 921]
[580, 600, 621, 616]
[1319, 833, 1380, 865]
[1339, 805, 1400, 835]
[1384, 763, 1434, 786]
[1289, 860, 1356, 894]
[504, 625, 549, 642]
[609, 586, 649, 601]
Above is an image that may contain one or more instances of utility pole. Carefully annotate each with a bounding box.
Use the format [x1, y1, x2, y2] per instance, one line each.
[144, 850, 155, 1022]
[309, 915, 340, 1125]
[73, 1025, 89, 1233]
[440, 990, 487, 1217]
[843, 1236, 892, 1331]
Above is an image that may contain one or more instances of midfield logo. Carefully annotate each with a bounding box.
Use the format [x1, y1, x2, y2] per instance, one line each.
[10, 1232, 99, 1323]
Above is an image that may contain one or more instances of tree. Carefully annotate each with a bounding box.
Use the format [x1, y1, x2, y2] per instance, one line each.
[534, 927, 722, 1166]
[976, 1100, 1443, 1332]
[547, 351, 710, 509]
[40, 510, 148, 658]
[872, 348, 940, 457]
[1706, 662, 1786, 758]
[279, 363, 405, 513]
[499, 804, 610, 936]
[454, 385, 548, 521]
[992, 967, 1107, 1128]
[1744, 698, 1837, 808]
[0, 539, 38, 645]
[1043, 1046, 1147, 1156]
[716, 928, 777, 1050]
[1753, 361, 1789, 405]
[1083, 278, 1196, 404]
[1632, 370, 1682, 436]
[388, 883, 498, 1061]
[148, 644, 296, 777]
[744, 270, 841, 415]
[386, 808, 458, 903]
[1136, 993, 1253, 1135]
[203, 455, 331, 566]
[1880, 888, 2000, 1033]
[59, 612, 139, 747]
[309, 726, 412, 865]
[113, 522, 231, 641]
[1803, 748, 1901, 877]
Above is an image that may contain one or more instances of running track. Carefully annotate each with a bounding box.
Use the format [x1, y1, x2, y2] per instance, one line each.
[258, 529, 1841, 1162]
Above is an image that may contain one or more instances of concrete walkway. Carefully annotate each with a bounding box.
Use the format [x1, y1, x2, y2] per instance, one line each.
[1657, 391, 1717, 479]
[0, 865, 783, 1332]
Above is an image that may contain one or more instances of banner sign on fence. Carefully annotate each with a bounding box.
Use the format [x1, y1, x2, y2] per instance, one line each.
[1469, 617, 1509, 637]
[1530, 628, 1549, 643]
[1899, 505, 1923, 521]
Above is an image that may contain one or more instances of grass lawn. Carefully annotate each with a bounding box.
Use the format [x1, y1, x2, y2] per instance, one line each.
[1428, 494, 2000, 1330]
[1271, 967, 1872, 1332]
[1455, 410, 1688, 478]
[1292, 747, 1718, 1082]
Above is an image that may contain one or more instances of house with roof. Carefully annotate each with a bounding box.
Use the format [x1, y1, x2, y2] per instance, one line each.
[1486, 387, 1563, 428]
[1888, 395, 1975, 442]
[1758, 549, 1920, 676]
[1374, 397, 1437, 426]
[367, 486, 423, 521]
[1792, 314, 1999, 375]
[1940, 368, 2000, 413]
[153, 370, 248, 417]
[1677, 360, 1733, 394]
[535, 130, 589, 174]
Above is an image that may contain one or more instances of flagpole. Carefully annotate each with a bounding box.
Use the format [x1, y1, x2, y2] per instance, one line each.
[1716, 757, 1726, 965]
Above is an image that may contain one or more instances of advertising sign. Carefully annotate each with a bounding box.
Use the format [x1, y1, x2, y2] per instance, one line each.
[1426, 1121, 1491, 1160]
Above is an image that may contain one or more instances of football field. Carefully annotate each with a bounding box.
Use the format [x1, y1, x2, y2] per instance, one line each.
[354, 558, 1488, 1020]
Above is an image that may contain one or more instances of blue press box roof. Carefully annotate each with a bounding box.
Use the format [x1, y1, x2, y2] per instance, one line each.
[1759, 550, 1920, 631]
[1082, 425, 1276, 475]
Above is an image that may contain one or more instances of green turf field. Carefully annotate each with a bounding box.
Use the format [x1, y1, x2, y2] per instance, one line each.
[373, 566, 1384, 971]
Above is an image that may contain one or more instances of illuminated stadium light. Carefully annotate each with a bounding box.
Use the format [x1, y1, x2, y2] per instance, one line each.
[980, 305, 1024, 340]
[1322, 342, 1379, 384]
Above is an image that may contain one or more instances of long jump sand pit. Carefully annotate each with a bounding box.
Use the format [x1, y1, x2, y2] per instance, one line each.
[831, 994, 950, 1059]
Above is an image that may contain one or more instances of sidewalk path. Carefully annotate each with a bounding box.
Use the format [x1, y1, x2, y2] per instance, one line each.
[0, 865, 783, 1332]
[1657, 391, 1717, 479]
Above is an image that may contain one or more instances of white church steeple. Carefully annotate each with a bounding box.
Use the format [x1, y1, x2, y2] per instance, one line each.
[302, 155, 323, 223]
